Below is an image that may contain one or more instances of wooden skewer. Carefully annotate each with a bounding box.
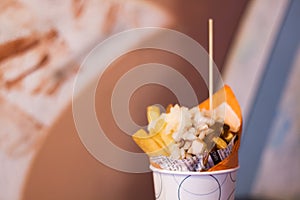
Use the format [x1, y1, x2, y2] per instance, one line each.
[208, 18, 213, 111]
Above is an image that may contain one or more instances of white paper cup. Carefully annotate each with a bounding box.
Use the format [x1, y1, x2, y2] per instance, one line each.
[150, 165, 239, 200]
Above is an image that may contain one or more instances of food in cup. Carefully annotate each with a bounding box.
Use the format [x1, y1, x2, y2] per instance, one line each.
[132, 85, 242, 172]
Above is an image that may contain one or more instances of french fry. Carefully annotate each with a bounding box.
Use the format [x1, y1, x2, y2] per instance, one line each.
[147, 105, 160, 123]
[132, 129, 170, 156]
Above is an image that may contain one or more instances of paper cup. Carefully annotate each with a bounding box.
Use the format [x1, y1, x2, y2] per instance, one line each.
[150, 165, 239, 200]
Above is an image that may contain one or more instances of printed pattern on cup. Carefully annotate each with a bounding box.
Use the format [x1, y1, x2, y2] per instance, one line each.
[152, 169, 237, 200]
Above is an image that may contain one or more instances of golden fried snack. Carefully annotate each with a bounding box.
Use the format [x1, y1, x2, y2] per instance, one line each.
[132, 85, 242, 171]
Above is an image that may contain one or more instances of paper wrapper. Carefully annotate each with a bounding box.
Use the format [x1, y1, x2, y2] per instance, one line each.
[208, 124, 242, 171]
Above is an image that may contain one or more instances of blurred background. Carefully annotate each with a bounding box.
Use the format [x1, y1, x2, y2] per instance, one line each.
[0, 0, 299, 199]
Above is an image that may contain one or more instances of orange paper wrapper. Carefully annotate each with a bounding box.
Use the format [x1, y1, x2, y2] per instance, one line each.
[208, 124, 242, 171]
[200, 85, 243, 171]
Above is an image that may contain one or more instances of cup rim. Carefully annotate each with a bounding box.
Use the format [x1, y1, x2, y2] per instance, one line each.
[150, 165, 239, 176]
